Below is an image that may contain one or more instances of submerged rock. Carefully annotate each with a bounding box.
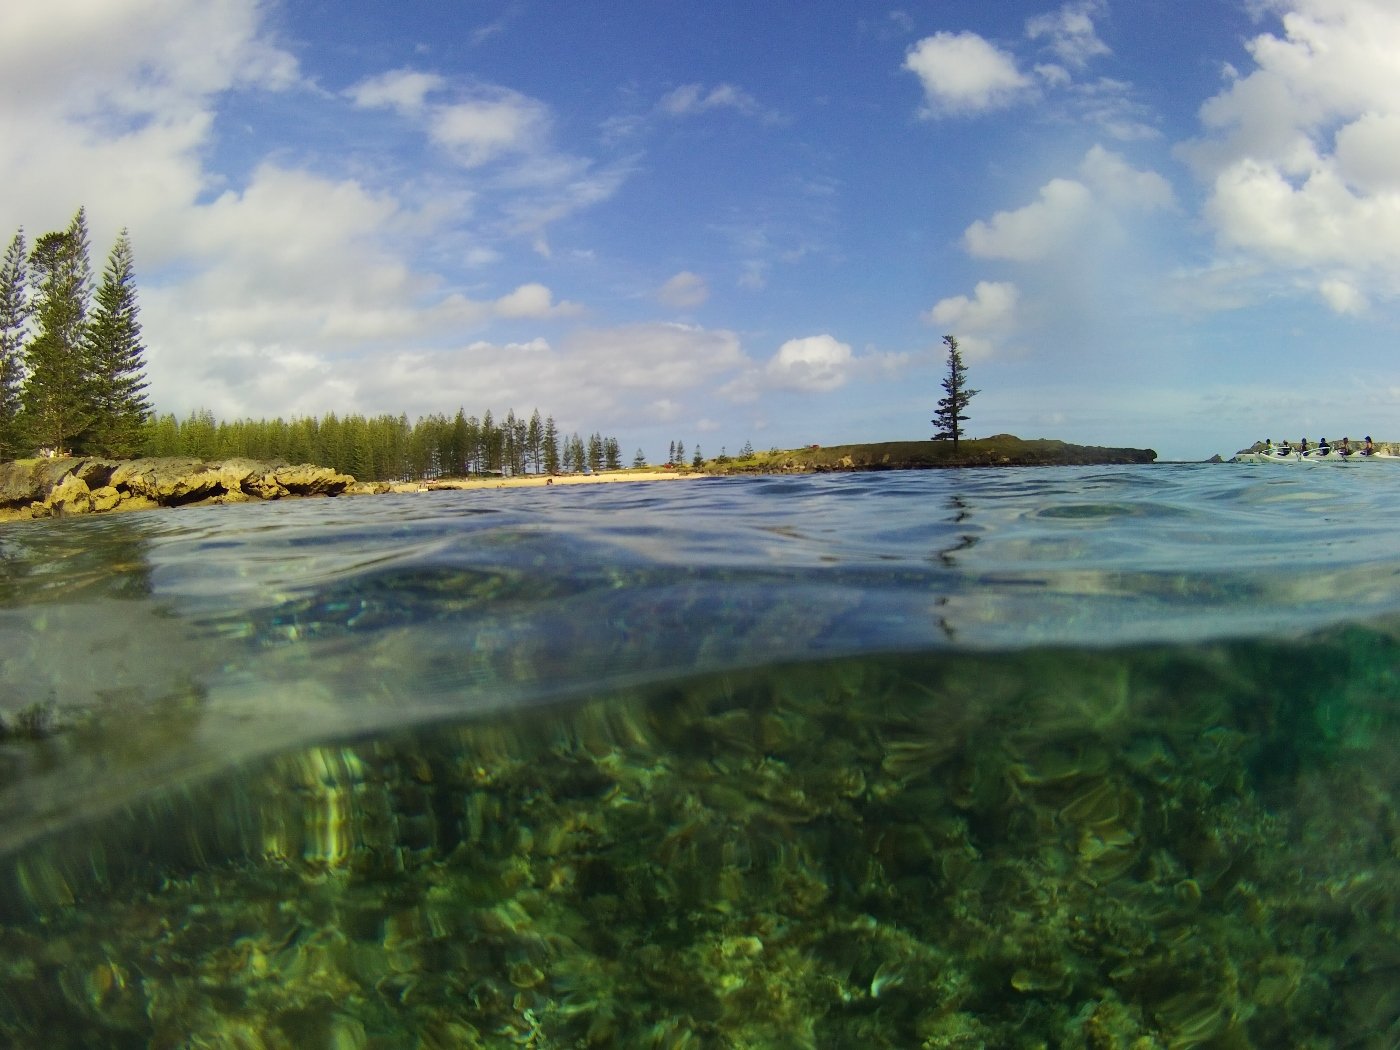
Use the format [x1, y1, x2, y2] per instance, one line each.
[0, 456, 354, 521]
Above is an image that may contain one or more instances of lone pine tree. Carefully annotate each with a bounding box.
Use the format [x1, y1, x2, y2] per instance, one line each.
[931, 334, 978, 451]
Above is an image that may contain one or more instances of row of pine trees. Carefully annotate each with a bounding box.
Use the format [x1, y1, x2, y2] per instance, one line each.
[0, 208, 651, 482]
[143, 407, 634, 482]
[0, 208, 152, 459]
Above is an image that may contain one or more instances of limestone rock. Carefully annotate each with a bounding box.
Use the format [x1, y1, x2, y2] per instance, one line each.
[90, 486, 122, 513]
[110, 458, 226, 505]
[0, 456, 356, 523]
[39, 475, 92, 516]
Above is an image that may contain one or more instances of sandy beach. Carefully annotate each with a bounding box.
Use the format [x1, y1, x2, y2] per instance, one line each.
[364, 470, 707, 493]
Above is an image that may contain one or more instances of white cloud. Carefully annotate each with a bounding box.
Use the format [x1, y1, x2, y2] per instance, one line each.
[904, 31, 1033, 116]
[657, 271, 710, 309]
[1318, 276, 1368, 314]
[1334, 112, 1400, 192]
[1079, 144, 1175, 209]
[925, 281, 1019, 359]
[494, 283, 582, 319]
[429, 90, 551, 167]
[0, 0, 299, 119]
[1181, 0, 1400, 300]
[965, 178, 1094, 261]
[964, 147, 1172, 261]
[658, 83, 770, 120]
[765, 334, 854, 392]
[1026, 1, 1111, 69]
[345, 69, 447, 116]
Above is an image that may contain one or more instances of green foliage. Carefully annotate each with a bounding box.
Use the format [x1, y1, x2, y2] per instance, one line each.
[22, 209, 92, 454]
[83, 229, 151, 456]
[931, 334, 979, 451]
[124, 408, 625, 481]
[632, 447, 647, 468]
[5, 210, 153, 458]
[0, 231, 27, 458]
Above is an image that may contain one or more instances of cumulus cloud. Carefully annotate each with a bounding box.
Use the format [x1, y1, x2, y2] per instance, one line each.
[1181, 0, 1400, 300]
[657, 271, 710, 309]
[964, 179, 1094, 261]
[964, 147, 1172, 260]
[925, 282, 1019, 359]
[1079, 144, 1175, 209]
[765, 334, 854, 392]
[904, 31, 1033, 116]
[493, 282, 582, 319]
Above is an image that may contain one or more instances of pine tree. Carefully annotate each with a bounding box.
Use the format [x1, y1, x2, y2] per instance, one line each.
[675, 440, 686, 465]
[543, 416, 561, 474]
[83, 228, 151, 456]
[0, 231, 28, 458]
[931, 334, 978, 451]
[526, 409, 543, 473]
[691, 445, 703, 468]
[632, 447, 647, 468]
[22, 208, 93, 455]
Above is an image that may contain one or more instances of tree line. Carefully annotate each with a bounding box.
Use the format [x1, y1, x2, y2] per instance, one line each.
[141, 407, 632, 482]
[0, 208, 649, 481]
[0, 207, 153, 459]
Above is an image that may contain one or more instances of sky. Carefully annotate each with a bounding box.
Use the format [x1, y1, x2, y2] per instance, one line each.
[1, 0, 1398, 462]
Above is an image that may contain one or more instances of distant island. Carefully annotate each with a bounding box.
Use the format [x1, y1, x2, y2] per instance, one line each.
[699, 435, 1157, 474]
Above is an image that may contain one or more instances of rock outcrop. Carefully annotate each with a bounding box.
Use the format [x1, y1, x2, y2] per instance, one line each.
[0, 457, 355, 521]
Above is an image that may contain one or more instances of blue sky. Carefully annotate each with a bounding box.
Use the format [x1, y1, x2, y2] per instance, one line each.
[1, 0, 1397, 461]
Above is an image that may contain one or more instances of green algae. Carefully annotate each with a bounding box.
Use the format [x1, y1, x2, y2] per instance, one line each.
[1, 627, 1399, 1047]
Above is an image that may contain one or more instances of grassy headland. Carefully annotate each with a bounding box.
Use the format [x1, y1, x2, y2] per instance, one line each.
[698, 435, 1157, 475]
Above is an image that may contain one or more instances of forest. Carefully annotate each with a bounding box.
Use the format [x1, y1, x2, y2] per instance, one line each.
[1, 209, 648, 481]
[142, 407, 635, 482]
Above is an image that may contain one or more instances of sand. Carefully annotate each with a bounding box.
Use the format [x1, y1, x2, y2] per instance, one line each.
[364, 470, 706, 493]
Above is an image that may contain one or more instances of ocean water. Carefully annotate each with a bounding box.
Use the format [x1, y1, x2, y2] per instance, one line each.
[1, 464, 1399, 1047]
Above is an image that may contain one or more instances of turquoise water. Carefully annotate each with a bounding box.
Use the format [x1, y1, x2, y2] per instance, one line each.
[2, 464, 1399, 1046]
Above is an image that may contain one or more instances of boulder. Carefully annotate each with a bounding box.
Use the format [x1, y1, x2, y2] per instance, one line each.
[38, 474, 92, 516]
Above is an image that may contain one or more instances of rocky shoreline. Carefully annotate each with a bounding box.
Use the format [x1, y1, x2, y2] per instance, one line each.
[0, 436, 1164, 522]
[0, 457, 355, 522]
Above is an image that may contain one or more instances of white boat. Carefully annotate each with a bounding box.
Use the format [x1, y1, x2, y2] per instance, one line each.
[1234, 445, 1400, 464]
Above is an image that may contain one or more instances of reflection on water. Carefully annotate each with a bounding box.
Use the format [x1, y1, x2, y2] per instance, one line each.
[3, 632, 1400, 1047]
[2, 466, 1400, 1044]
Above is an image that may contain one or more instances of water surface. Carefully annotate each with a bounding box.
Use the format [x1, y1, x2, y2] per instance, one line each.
[2, 465, 1398, 1046]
